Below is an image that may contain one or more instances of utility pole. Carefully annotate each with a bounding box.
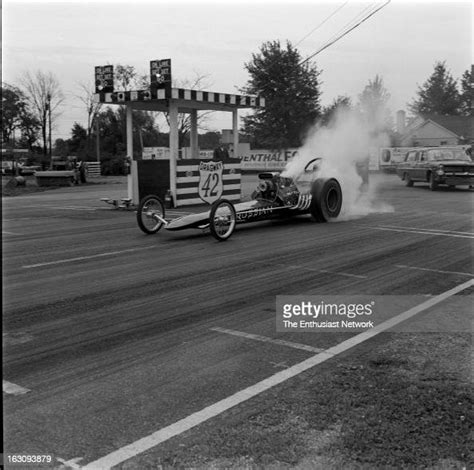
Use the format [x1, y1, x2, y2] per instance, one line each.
[47, 93, 52, 164]
[96, 117, 100, 162]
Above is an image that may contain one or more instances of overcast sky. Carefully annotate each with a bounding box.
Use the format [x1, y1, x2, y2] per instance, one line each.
[2, 0, 472, 141]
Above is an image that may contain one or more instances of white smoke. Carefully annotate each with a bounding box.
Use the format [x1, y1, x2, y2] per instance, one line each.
[282, 108, 394, 220]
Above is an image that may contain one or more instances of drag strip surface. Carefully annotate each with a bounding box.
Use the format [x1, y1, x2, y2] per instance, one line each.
[3, 176, 473, 468]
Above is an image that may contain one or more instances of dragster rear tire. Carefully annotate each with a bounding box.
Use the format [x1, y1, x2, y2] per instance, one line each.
[137, 195, 166, 234]
[209, 199, 236, 241]
[310, 178, 342, 222]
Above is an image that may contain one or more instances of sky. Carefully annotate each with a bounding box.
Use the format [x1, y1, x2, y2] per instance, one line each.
[2, 0, 472, 142]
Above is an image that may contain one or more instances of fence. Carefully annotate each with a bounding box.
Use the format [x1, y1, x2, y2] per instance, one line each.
[87, 162, 101, 177]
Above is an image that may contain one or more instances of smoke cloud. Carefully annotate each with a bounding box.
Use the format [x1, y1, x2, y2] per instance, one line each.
[282, 108, 394, 220]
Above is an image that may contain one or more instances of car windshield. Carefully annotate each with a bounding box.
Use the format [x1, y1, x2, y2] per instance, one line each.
[427, 149, 470, 161]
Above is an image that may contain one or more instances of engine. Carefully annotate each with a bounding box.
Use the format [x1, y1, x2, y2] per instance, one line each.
[253, 173, 300, 205]
[253, 178, 277, 202]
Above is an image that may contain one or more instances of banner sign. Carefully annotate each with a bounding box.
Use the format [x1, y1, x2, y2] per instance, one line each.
[237, 149, 299, 171]
[142, 147, 170, 160]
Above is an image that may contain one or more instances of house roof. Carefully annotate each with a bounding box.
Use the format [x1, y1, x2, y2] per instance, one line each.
[419, 114, 474, 139]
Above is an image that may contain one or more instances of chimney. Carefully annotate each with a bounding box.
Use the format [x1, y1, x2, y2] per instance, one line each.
[396, 110, 406, 135]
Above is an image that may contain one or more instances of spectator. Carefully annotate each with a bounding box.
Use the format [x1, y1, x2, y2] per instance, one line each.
[79, 161, 87, 183]
[213, 144, 229, 161]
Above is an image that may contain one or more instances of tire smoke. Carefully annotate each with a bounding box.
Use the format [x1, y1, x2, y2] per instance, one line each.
[282, 109, 394, 219]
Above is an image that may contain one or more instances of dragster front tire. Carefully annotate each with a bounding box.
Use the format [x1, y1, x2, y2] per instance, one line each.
[310, 178, 343, 222]
[209, 199, 236, 241]
[137, 195, 166, 234]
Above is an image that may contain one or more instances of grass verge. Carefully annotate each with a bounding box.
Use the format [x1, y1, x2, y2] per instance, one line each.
[123, 332, 472, 469]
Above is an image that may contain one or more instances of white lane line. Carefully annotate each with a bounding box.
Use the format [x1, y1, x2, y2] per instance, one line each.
[22, 246, 156, 269]
[3, 380, 31, 395]
[396, 264, 474, 278]
[2, 231, 23, 235]
[56, 457, 83, 469]
[362, 225, 474, 239]
[81, 278, 474, 470]
[381, 225, 474, 236]
[257, 261, 367, 279]
[210, 327, 324, 353]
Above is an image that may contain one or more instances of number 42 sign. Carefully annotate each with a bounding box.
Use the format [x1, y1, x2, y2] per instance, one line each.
[198, 161, 223, 204]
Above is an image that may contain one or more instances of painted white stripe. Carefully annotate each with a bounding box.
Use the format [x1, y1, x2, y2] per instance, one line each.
[3, 380, 31, 395]
[56, 457, 83, 469]
[365, 225, 474, 239]
[379, 225, 474, 236]
[396, 264, 474, 278]
[22, 246, 156, 269]
[176, 184, 241, 195]
[210, 327, 323, 353]
[81, 278, 474, 470]
[2, 231, 22, 235]
[177, 174, 241, 183]
[287, 265, 367, 279]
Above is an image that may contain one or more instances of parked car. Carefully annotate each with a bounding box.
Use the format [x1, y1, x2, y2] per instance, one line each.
[396, 147, 474, 190]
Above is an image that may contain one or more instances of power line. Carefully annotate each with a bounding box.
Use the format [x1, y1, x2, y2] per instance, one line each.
[294, 1, 349, 47]
[299, 0, 391, 66]
[321, 2, 379, 47]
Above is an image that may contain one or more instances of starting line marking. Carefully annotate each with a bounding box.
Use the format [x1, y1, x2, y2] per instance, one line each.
[3, 380, 31, 396]
[80, 278, 474, 470]
[210, 326, 324, 353]
[396, 264, 474, 278]
[22, 246, 157, 269]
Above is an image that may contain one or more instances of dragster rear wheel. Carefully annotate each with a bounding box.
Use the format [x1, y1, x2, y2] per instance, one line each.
[310, 178, 342, 222]
[137, 195, 166, 234]
[209, 199, 236, 241]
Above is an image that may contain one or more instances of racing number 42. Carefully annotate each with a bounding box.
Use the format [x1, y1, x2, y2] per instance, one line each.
[201, 172, 220, 198]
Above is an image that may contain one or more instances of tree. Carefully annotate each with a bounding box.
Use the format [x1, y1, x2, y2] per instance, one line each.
[358, 75, 393, 134]
[408, 61, 462, 116]
[320, 95, 352, 127]
[459, 68, 472, 116]
[17, 113, 41, 151]
[76, 81, 103, 157]
[1, 83, 26, 144]
[20, 70, 64, 159]
[241, 40, 322, 149]
[114, 64, 148, 91]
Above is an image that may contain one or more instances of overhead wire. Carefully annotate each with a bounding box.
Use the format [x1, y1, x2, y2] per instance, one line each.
[299, 0, 391, 66]
[294, 1, 349, 48]
[321, 2, 379, 47]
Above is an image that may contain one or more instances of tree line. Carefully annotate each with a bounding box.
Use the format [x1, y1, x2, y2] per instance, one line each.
[1, 39, 471, 173]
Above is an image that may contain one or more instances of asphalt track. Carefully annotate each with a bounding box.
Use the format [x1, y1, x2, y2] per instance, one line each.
[2, 174, 473, 469]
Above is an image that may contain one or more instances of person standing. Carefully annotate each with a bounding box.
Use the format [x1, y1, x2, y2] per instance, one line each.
[213, 144, 229, 161]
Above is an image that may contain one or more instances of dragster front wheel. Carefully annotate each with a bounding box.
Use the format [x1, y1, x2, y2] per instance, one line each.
[137, 195, 166, 234]
[209, 199, 236, 241]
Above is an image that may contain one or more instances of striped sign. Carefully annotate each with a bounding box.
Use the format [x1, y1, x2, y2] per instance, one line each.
[176, 159, 241, 206]
[94, 88, 264, 108]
